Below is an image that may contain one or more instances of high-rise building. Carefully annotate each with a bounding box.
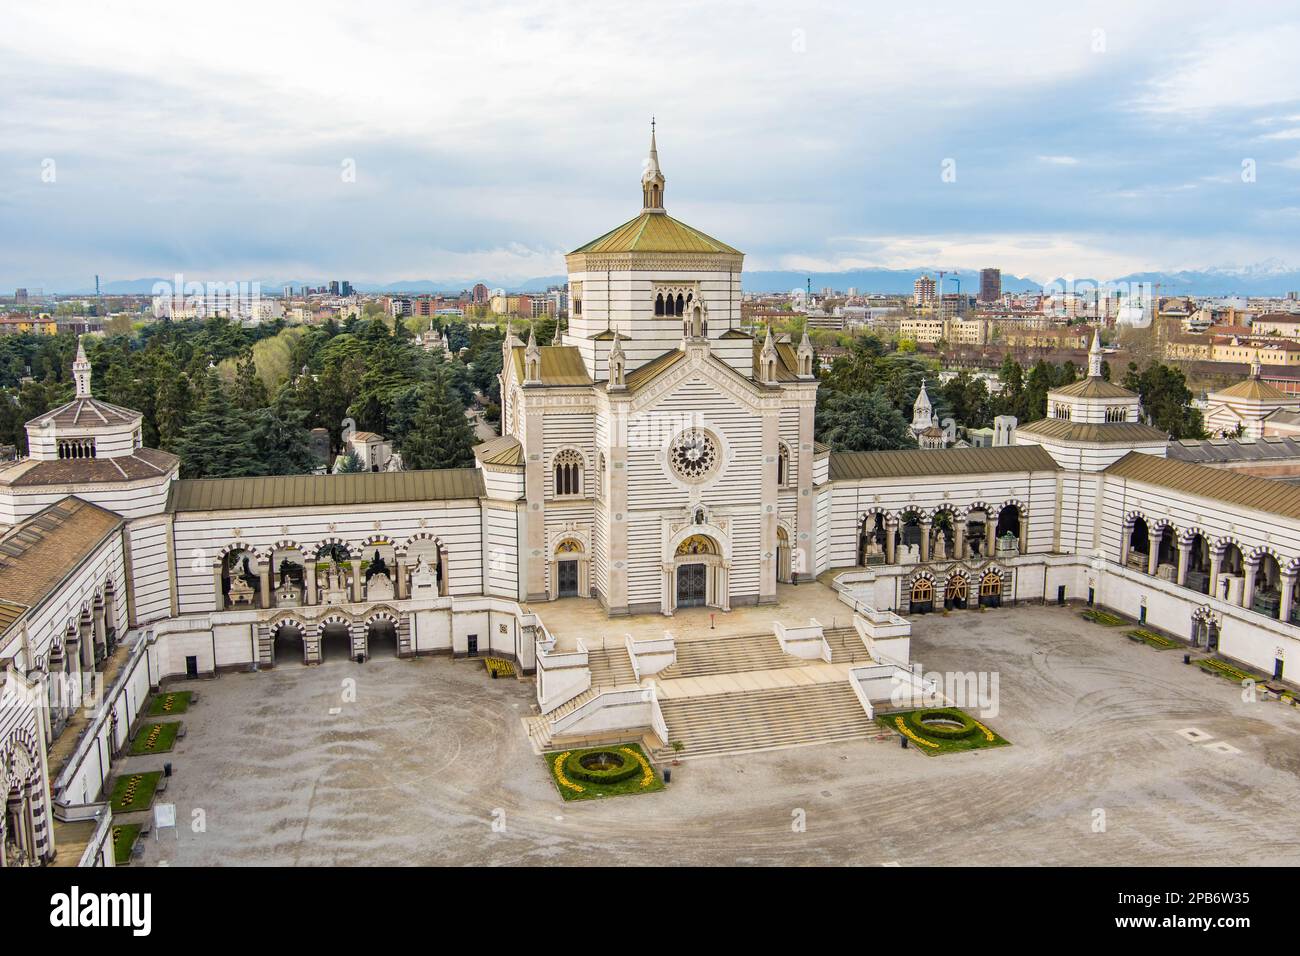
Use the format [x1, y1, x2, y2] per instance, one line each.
[340, 281, 353, 297]
[913, 275, 937, 309]
[328, 280, 340, 296]
[979, 268, 1001, 303]
[14, 288, 27, 304]
[472, 283, 489, 305]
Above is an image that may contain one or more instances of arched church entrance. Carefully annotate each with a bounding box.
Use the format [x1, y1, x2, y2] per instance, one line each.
[776, 527, 792, 584]
[945, 573, 969, 610]
[672, 534, 723, 612]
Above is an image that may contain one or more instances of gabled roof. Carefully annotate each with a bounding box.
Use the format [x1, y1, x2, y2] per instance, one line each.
[1016, 419, 1169, 444]
[570, 212, 741, 256]
[624, 350, 687, 394]
[510, 346, 593, 387]
[166, 468, 485, 512]
[0, 497, 123, 616]
[473, 435, 523, 468]
[828, 445, 1059, 481]
[1105, 451, 1300, 521]
[1167, 435, 1300, 464]
[752, 341, 801, 382]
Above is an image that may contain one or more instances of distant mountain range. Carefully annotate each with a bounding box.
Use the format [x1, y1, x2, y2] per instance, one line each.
[49, 263, 1300, 298]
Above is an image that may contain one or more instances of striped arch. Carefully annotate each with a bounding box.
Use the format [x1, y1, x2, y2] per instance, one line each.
[315, 612, 352, 637]
[907, 568, 936, 585]
[1123, 509, 1147, 528]
[400, 531, 444, 558]
[1148, 516, 1177, 534]
[259, 539, 307, 562]
[1247, 544, 1281, 567]
[216, 540, 259, 562]
[1179, 526, 1208, 547]
[1191, 604, 1221, 625]
[358, 533, 396, 552]
[267, 613, 308, 635]
[363, 606, 400, 628]
[959, 501, 992, 519]
[1212, 534, 1242, 554]
[928, 504, 960, 522]
[313, 537, 354, 559]
[998, 498, 1027, 515]
[1284, 556, 1300, 576]
[0, 728, 41, 790]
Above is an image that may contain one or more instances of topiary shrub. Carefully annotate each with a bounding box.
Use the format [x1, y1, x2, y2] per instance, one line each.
[905, 708, 979, 740]
[563, 749, 640, 785]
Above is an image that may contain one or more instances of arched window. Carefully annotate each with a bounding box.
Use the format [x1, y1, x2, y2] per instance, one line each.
[777, 442, 791, 487]
[1105, 405, 1126, 422]
[675, 293, 685, 317]
[553, 448, 583, 497]
[654, 293, 665, 316]
[596, 452, 607, 500]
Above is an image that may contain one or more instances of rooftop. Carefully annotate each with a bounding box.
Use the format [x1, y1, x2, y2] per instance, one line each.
[828, 444, 1058, 481]
[1106, 451, 1300, 521]
[1016, 418, 1169, 444]
[569, 211, 741, 257]
[166, 468, 486, 513]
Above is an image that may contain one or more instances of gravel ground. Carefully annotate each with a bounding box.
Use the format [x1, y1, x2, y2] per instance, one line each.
[124, 604, 1300, 866]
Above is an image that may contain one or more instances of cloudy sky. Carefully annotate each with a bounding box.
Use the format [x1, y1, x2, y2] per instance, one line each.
[3, 0, 1299, 290]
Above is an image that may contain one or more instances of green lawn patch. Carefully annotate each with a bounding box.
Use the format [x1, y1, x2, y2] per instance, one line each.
[881, 707, 1010, 756]
[109, 771, 162, 814]
[1127, 628, 1178, 650]
[1081, 608, 1126, 627]
[544, 742, 665, 801]
[1198, 658, 1256, 684]
[130, 721, 180, 755]
[147, 691, 191, 716]
[111, 823, 141, 865]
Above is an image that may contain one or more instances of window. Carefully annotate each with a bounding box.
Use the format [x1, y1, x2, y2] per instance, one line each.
[669, 429, 721, 483]
[1105, 405, 1127, 422]
[57, 438, 96, 460]
[777, 442, 791, 487]
[596, 452, 606, 500]
[1052, 403, 1071, 420]
[553, 448, 583, 497]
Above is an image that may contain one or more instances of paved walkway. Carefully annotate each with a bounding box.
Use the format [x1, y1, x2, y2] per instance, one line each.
[532, 581, 857, 652]
[652, 661, 859, 700]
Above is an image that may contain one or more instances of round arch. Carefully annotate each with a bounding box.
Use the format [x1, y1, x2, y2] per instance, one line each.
[663, 526, 730, 615]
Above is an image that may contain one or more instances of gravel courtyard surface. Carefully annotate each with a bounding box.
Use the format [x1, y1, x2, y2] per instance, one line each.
[127, 604, 1300, 866]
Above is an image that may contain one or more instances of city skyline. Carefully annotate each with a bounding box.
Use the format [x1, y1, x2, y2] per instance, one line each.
[3, 2, 1300, 290]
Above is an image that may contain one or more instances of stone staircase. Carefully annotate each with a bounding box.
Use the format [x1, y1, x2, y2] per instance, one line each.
[656, 632, 807, 680]
[652, 681, 877, 760]
[824, 626, 872, 664]
[587, 645, 637, 688]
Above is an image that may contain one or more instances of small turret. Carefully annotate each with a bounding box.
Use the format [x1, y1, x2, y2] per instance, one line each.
[73, 335, 92, 399]
[641, 119, 665, 212]
[796, 330, 814, 378]
[1088, 327, 1104, 379]
[759, 326, 778, 384]
[608, 330, 626, 390]
[524, 327, 541, 385]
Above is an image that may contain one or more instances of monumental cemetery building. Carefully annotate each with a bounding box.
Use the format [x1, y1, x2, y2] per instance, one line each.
[3, 132, 1300, 864]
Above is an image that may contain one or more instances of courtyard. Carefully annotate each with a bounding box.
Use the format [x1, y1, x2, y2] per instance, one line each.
[124, 603, 1300, 866]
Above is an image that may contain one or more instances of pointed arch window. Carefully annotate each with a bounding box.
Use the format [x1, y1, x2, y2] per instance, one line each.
[553, 448, 584, 497]
[777, 442, 791, 488]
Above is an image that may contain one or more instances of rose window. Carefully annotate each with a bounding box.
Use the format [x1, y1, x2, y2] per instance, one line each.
[669, 429, 720, 482]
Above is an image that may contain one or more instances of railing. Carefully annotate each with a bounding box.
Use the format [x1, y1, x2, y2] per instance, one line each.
[76, 806, 113, 868]
[625, 632, 676, 680]
[550, 686, 656, 738]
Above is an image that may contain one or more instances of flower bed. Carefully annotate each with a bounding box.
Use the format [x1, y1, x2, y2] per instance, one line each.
[544, 742, 664, 801]
[129, 721, 181, 755]
[1198, 658, 1256, 684]
[112, 823, 142, 865]
[484, 657, 515, 679]
[147, 691, 192, 716]
[1126, 628, 1178, 650]
[110, 771, 162, 814]
[882, 707, 1010, 756]
[1081, 609, 1126, 627]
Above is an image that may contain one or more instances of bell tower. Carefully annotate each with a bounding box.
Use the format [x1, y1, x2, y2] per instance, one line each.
[641, 119, 665, 213]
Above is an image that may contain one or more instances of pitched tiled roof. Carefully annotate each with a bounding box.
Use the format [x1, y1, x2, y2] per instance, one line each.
[624, 349, 687, 394]
[167, 468, 485, 512]
[1049, 377, 1136, 400]
[25, 396, 140, 429]
[1106, 451, 1300, 520]
[1212, 377, 1294, 402]
[473, 435, 523, 467]
[510, 346, 593, 386]
[1016, 419, 1169, 444]
[1167, 435, 1300, 464]
[828, 445, 1059, 481]
[0, 497, 122, 611]
[0, 447, 178, 487]
[570, 212, 740, 255]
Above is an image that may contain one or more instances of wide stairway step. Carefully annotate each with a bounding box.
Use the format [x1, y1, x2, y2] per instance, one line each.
[587, 646, 637, 688]
[656, 632, 810, 680]
[654, 681, 875, 759]
[824, 627, 873, 664]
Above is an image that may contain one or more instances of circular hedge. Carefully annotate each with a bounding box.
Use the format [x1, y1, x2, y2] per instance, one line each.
[564, 749, 640, 785]
[905, 708, 979, 740]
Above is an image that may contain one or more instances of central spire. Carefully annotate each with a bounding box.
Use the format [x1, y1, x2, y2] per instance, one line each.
[641, 117, 665, 213]
[1088, 327, 1104, 379]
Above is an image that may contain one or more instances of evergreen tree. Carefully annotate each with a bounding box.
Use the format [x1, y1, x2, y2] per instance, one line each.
[173, 371, 258, 479]
[250, 390, 319, 475]
[400, 372, 478, 470]
[816, 390, 916, 452]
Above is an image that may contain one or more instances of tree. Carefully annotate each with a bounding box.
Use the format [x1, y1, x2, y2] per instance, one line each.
[1122, 361, 1205, 439]
[400, 372, 478, 470]
[334, 450, 364, 473]
[250, 390, 318, 475]
[173, 371, 258, 479]
[816, 390, 916, 452]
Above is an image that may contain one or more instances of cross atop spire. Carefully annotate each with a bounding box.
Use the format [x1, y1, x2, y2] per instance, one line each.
[642, 118, 665, 212]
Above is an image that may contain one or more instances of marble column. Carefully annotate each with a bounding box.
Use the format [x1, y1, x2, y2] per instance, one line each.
[351, 558, 363, 602]
[258, 562, 272, 610]
[985, 517, 995, 555]
[885, 517, 898, 565]
[1176, 541, 1191, 586]
[1147, 545, 1159, 576]
[1209, 547, 1223, 600]
[1280, 571, 1296, 624]
[1018, 514, 1028, 556]
[919, 519, 932, 563]
[1242, 558, 1258, 610]
[304, 562, 317, 606]
[954, 522, 965, 560]
[1119, 523, 1131, 568]
[396, 555, 408, 600]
